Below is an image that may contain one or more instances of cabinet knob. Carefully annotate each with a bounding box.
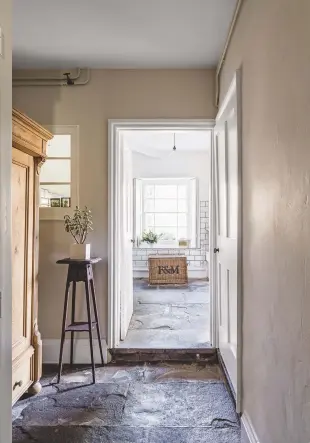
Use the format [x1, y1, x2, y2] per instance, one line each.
[214, 248, 220, 253]
[13, 380, 23, 390]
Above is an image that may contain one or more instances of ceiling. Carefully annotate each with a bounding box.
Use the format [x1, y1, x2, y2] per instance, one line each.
[125, 130, 211, 158]
[13, 0, 237, 69]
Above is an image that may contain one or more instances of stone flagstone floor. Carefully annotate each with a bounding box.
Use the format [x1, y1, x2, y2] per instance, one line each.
[118, 279, 210, 349]
[13, 363, 241, 442]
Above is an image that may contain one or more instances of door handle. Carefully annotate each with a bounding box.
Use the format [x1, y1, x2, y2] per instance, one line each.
[130, 239, 135, 244]
[214, 248, 219, 253]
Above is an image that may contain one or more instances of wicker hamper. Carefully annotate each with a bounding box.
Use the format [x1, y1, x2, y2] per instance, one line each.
[148, 255, 188, 285]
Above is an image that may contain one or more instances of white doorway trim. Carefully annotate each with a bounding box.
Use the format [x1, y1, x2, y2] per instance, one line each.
[108, 119, 215, 349]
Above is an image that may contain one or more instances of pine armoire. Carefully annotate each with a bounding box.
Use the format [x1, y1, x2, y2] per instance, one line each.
[12, 109, 53, 404]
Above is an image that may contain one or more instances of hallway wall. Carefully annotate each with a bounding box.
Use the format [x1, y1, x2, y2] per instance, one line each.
[219, 1, 310, 442]
[12, 69, 216, 350]
[0, 0, 12, 438]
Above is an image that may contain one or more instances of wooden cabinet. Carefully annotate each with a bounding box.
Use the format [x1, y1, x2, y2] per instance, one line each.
[11, 109, 53, 404]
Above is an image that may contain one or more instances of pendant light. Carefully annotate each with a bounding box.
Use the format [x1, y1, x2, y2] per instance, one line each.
[167, 132, 177, 158]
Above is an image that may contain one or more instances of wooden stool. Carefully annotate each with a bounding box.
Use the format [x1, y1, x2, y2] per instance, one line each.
[56, 257, 104, 384]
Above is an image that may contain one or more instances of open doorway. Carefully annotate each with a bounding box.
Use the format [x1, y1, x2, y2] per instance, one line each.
[108, 120, 215, 351]
[108, 74, 242, 406]
[121, 130, 211, 348]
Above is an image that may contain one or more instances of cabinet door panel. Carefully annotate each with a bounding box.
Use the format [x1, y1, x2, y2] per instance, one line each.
[12, 148, 34, 362]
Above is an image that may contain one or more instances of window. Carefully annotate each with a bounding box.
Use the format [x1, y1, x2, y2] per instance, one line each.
[40, 126, 78, 220]
[134, 178, 198, 247]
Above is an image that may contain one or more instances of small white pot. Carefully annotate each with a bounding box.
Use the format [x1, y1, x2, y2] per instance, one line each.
[70, 243, 91, 260]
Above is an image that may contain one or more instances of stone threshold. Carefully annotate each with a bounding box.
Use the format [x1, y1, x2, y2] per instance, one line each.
[109, 347, 218, 363]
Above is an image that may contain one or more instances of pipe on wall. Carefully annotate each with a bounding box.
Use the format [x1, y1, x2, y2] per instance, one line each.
[13, 68, 81, 82]
[215, 0, 243, 107]
[13, 68, 90, 87]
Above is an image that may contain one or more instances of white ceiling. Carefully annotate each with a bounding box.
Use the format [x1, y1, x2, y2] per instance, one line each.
[125, 130, 211, 158]
[13, 0, 237, 69]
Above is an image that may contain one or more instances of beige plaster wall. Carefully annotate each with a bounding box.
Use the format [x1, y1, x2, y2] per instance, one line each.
[219, 0, 310, 442]
[13, 69, 216, 342]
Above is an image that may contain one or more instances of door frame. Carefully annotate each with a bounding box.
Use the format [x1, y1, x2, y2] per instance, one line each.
[108, 119, 215, 349]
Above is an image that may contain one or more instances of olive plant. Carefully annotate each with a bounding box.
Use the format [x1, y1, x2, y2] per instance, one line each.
[64, 206, 93, 244]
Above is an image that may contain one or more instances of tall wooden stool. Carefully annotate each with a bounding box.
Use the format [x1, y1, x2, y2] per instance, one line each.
[56, 257, 104, 384]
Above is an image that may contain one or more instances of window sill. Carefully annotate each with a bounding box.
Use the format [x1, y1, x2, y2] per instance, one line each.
[135, 243, 196, 249]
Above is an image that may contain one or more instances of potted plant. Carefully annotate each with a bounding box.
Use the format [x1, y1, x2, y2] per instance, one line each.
[141, 230, 162, 247]
[64, 206, 93, 259]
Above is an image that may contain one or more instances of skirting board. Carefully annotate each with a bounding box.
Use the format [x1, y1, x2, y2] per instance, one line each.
[241, 412, 260, 443]
[43, 339, 111, 365]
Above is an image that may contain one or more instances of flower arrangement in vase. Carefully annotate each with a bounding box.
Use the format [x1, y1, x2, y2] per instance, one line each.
[64, 206, 93, 259]
[141, 230, 162, 247]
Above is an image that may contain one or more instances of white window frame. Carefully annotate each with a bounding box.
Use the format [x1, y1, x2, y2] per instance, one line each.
[40, 125, 79, 221]
[134, 177, 199, 248]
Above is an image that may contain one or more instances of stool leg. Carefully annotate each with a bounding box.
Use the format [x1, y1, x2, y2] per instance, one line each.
[70, 281, 76, 367]
[57, 275, 71, 383]
[90, 278, 105, 365]
[85, 280, 96, 383]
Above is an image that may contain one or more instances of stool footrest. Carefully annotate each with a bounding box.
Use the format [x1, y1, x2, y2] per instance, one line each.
[65, 321, 97, 332]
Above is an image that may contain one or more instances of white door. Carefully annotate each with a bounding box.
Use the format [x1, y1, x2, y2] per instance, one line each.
[214, 72, 242, 411]
[120, 141, 134, 340]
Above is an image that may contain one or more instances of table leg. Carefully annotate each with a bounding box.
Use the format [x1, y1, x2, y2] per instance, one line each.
[85, 279, 96, 383]
[70, 281, 76, 367]
[90, 278, 105, 365]
[57, 274, 71, 383]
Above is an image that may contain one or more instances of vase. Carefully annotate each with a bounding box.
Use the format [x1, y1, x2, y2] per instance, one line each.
[70, 243, 91, 259]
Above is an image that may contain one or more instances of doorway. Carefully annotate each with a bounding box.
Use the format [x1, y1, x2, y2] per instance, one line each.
[108, 74, 242, 407]
[108, 120, 215, 351]
[122, 130, 212, 349]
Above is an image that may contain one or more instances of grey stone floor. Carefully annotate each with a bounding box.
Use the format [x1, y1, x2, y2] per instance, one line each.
[13, 363, 241, 442]
[118, 279, 210, 349]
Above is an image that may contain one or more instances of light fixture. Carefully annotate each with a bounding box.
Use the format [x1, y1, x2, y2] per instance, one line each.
[167, 132, 177, 158]
[172, 133, 176, 152]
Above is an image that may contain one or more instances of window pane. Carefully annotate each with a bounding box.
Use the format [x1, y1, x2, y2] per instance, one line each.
[178, 213, 187, 227]
[40, 159, 71, 183]
[40, 184, 71, 207]
[178, 227, 188, 239]
[144, 199, 155, 211]
[154, 199, 177, 212]
[178, 199, 188, 212]
[145, 214, 155, 229]
[144, 185, 154, 198]
[178, 185, 187, 198]
[47, 134, 71, 157]
[155, 214, 177, 226]
[155, 227, 177, 239]
[155, 185, 177, 198]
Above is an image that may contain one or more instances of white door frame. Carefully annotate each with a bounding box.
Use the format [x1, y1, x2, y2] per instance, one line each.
[108, 119, 215, 349]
